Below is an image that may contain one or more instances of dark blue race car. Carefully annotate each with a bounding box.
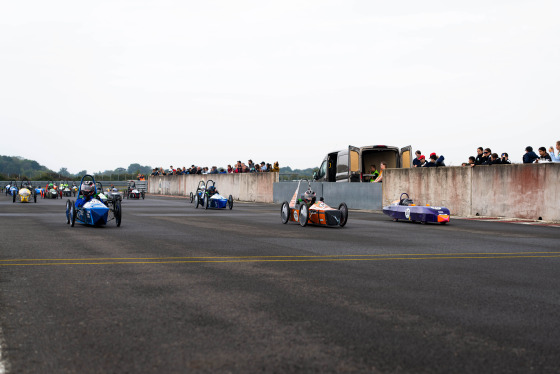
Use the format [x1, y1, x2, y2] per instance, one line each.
[383, 193, 450, 224]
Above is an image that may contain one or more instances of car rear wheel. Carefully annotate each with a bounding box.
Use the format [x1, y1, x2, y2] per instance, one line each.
[66, 200, 71, 224]
[280, 201, 290, 224]
[114, 200, 122, 227]
[338, 202, 348, 227]
[189, 192, 194, 203]
[70, 202, 76, 227]
[228, 195, 233, 210]
[13, 193, 16, 203]
[204, 195, 209, 210]
[194, 195, 199, 209]
[298, 204, 309, 227]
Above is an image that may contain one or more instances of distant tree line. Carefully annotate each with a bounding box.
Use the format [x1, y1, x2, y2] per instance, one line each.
[0, 155, 152, 181]
[278, 166, 318, 181]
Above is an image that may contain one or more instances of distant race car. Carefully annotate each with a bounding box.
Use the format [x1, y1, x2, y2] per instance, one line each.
[383, 193, 450, 225]
[60, 181, 72, 197]
[190, 180, 206, 205]
[6, 181, 18, 196]
[66, 174, 122, 227]
[13, 180, 37, 203]
[280, 179, 348, 227]
[193, 180, 233, 210]
[126, 180, 144, 199]
[43, 181, 59, 199]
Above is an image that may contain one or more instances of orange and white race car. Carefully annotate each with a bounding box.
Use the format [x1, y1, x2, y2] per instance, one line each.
[280, 180, 348, 227]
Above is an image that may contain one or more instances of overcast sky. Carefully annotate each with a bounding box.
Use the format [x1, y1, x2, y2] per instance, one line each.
[1, 0, 558, 174]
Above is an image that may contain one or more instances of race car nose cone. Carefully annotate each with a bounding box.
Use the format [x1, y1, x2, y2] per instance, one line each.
[90, 205, 109, 225]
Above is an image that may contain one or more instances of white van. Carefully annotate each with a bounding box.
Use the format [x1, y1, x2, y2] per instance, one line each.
[313, 145, 412, 182]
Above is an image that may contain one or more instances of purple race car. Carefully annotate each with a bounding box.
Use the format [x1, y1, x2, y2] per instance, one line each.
[383, 193, 450, 224]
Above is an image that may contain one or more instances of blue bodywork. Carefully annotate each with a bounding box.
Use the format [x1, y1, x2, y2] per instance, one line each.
[67, 174, 110, 226]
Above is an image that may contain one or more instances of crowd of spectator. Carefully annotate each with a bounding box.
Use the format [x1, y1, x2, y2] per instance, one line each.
[150, 160, 280, 176]
[409, 141, 560, 170]
[412, 150, 446, 168]
[460, 141, 560, 167]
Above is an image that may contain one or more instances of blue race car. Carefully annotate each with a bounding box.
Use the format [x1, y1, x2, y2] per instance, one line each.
[194, 180, 233, 210]
[383, 193, 450, 224]
[6, 181, 18, 196]
[66, 174, 122, 227]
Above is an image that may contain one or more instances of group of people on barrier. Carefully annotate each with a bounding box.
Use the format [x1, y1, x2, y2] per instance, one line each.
[150, 161, 280, 176]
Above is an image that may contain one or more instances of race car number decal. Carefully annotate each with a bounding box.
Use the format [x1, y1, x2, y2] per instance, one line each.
[293, 210, 299, 221]
[405, 208, 411, 220]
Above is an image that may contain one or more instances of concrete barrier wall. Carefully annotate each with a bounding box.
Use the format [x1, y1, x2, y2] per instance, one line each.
[383, 167, 473, 216]
[148, 173, 279, 203]
[384, 164, 560, 221]
[274, 182, 383, 210]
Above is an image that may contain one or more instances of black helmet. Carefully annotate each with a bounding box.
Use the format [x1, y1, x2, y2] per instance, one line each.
[208, 186, 216, 194]
[303, 189, 316, 204]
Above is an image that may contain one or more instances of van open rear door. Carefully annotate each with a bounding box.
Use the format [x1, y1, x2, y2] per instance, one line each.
[349, 146, 360, 182]
[400, 145, 412, 168]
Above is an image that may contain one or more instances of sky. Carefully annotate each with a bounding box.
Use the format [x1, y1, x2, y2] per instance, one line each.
[1, 0, 559, 174]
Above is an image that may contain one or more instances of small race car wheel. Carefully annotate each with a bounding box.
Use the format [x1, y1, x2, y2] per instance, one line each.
[114, 200, 122, 227]
[299, 204, 309, 227]
[66, 200, 71, 224]
[189, 192, 194, 203]
[141, 191, 145, 200]
[228, 195, 233, 210]
[34, 193, 37, 203]
[204, 195, 209, 210]
[13, 193, 16, 203]
[70, 202, 76, 227]
[194, 195, 199, 209]
[280, 201, 290, 224]
[338, 202, 348, 227]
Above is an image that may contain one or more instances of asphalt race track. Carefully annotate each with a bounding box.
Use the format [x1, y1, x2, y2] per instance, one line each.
[1, 194, 559, 373]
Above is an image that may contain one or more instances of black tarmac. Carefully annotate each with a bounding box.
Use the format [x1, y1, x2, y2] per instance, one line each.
[0, 195, 559, 373]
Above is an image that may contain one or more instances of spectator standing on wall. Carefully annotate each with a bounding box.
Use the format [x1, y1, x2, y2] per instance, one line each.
[412, 150, 422, 167]
[536, 147, 552, 163]
[549, 141, 560, 162]
[523, 146, 539, 163]
[475, 147, 485, 165]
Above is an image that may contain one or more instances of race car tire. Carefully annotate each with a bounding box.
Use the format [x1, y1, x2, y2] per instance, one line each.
[141, 191, 145, 200]
[189, 192, 194, 203]
[34, 193, 37, 203]
[114, 200, 122, 227]
[66, 200, 71, 224]
[204, 195, 209, 210]
[13, 193, 16, 203]
[228, 195, 233, 210]
[299, 204, 309, 227]
[280, 201, 290, 224]
[194, 195, 199, 209]
[70, 202, 76, 227]
[338, 203, 348, 227]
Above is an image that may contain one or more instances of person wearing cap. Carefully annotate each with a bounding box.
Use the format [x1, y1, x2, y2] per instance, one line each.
[424, 153, 445, 167]
[418, 155, 427, 167]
